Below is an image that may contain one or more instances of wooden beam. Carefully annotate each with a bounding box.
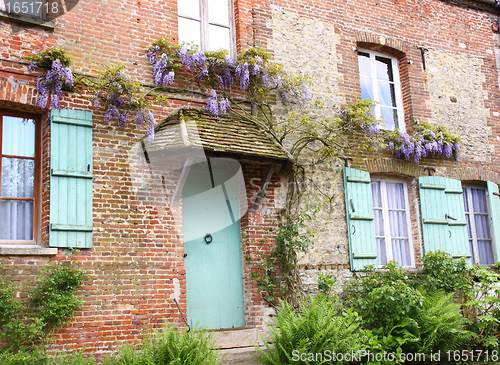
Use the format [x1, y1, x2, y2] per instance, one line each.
[252, 164, 278, 213]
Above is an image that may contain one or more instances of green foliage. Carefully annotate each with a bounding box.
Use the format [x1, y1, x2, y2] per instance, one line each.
[416, 250, 473, 295]
[249, 209, 316, 306]
[257, 296, 370, 365]
[317, 274, 336, 295]
[0, 263, 86, 351]
[29, 264, 86, 329]
[102, 322, 220, 365]
[417, 290, 473, 354]
[0, 348, 97, 365]
[0, 276, 20, 328]
[465, 265, 500, 351]
[26, 47, 73, 68]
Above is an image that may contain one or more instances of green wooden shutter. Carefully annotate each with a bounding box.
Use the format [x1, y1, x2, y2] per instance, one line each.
[49, 109, 93, 248]
[487, 181, 500, 263]
[343, 167, 377, 270]
[419, 176, 469, 260]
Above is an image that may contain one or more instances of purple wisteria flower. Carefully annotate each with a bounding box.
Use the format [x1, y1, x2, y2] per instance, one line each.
[207, 90, 219, 117]
[153, 54, 175, 87]
[235, 62, 250, 90]
[35, 59, 73, 109]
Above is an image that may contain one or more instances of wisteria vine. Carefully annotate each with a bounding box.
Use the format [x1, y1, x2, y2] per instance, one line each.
[27, 48, 74, 109]
[364, 121, 461, 164]
[27, 48, 160, 141]
[147, 39, 312, 118]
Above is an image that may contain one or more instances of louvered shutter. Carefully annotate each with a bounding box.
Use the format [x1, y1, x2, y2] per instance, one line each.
[419, 176, 469, 260]
[49, 109, 93, 248]
[343, 167, 377, 270]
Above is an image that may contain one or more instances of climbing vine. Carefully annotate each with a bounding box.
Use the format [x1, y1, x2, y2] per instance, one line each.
[0, 262, 86, 351]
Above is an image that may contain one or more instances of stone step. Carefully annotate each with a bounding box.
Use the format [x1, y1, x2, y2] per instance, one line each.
[211, 328, 264, 349]
[219, 346, 264, 365]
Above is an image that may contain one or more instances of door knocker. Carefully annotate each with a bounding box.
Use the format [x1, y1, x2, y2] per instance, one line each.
[205, 233, 213, 244]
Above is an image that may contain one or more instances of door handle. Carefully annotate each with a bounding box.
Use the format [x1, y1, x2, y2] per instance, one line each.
[205, 233, 213, 244]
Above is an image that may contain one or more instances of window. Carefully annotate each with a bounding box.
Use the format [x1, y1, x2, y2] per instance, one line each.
[0, 111, 40, 243]
[371, 179, 413, 266]
[0, 0, 46, 19]
[177, 0, 234, 54]
[463, 187, 494, 265]
[357, 49, 405, 131]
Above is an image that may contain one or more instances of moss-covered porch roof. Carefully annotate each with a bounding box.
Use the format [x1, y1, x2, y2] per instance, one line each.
[142, 106, 290, 162]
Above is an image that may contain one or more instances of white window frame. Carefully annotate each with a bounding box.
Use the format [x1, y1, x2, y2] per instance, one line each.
[463, 185, 495, 265]
[371, 178, 414, 267]
[358, 49, 405, 131]
[177, 0, 236, 57]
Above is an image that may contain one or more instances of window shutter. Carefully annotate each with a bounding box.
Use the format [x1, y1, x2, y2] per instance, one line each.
[419, 176, 469, 260]
[486, 181, 500, 263]
[49, 109, 93, 248]
[343, 167, 377, 270]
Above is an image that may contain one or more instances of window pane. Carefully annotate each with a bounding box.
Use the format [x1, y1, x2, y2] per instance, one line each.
[478, 240, 494, 265]
[378, 82, 397, 107]
[1, 158, 34, 198]
[375, 56, 394, 82]
[0, 200, 33, 240]
[371, 181, 382, 208]
[358, 52, 371, 77]
[389, 210, 408, 238]
[377, 238, 387, 266]
[386, 183, 405, 209]
[360, 77, 373, 100]
[208, 24, 230, 51]
[2, 116, 35, 157]
[475, 214, 491, 239]
[208, 0, 229, 26]
[392, 239, 411, 266]
[379, 107, 397, 131]
[374, 209, 384, 236]
[178, 17, 202, 47]
[178, 0, 200, 19]
[472, 189, 488, 213]
[463, 188, 469, 212]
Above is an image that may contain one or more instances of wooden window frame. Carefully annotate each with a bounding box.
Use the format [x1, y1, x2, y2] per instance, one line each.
[371, 177, 414, 268]
[0, 110, 42, 245]
[177, 0, 236, 57]
[357, 49, 405, 132]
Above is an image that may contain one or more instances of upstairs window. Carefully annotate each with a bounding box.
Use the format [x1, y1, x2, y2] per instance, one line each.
[177, 0, 233, 54]
[0, 112, 40, 243]
[358, 49, 405, 131]
[463, 187, 494, 265]
[371, 179, 413, 267]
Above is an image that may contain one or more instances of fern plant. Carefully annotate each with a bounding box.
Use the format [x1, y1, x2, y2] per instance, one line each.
[416, 290, 473, 354]
[257, 296, 370, 365]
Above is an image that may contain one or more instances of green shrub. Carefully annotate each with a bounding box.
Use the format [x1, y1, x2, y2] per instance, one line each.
[102, 322, 221, 365]
[416, 290, 473, 354]
[257, 296, 370, 365]
[0, 348, 97, 365]
[416, 250, 473, 295]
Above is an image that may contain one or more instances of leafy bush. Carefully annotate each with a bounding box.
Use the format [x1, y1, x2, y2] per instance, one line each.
[0, 348, 97, 365]
[416, 250, 473, 295]
[0, 262, 86, 350]
[257, 296, 370, 365]
[102, 322, 221, 365]
[29, 264, 86, 330]
[416, 290, 473, 353]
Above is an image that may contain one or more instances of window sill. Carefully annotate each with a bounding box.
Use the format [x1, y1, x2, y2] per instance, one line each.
[0, 11, 55, 30]
[0, 245, 58, 256]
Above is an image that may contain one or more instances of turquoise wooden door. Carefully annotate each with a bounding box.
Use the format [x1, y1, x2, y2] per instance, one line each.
[182, 158, 245, 330]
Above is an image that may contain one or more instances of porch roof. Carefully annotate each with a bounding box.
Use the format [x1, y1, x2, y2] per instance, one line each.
[142, 106, 291, 162]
